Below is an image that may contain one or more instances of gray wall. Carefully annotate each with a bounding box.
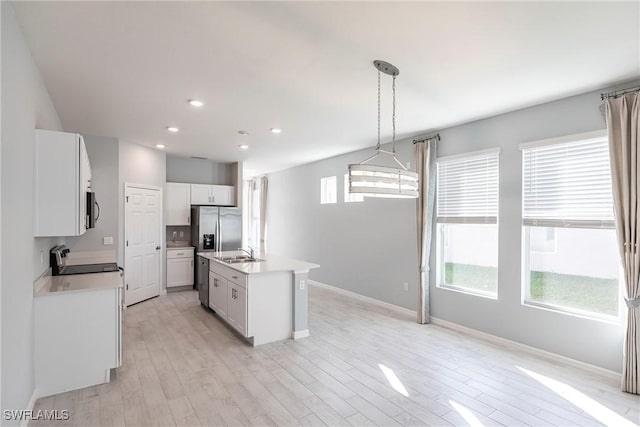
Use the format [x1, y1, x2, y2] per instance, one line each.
[1, 2, 63, 419]
[267, 81, 638, 373]
[166, 155, 232, 185]
[66, 135, 119, 252]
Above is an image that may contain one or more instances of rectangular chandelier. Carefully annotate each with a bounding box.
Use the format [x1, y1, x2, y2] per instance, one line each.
[347, 60, 419, 199]
[349, 163, 419, 198]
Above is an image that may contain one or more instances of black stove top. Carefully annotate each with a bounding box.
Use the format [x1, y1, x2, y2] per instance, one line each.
[58, 262, 119, 275]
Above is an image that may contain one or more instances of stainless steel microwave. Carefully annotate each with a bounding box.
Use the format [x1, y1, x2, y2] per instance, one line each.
[86, 191, 99, 229]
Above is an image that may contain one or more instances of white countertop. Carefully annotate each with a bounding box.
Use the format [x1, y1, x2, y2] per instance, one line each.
[197, 251, 319, 275]
[166, 241, 194, 249]
[35, 251, 123, 296]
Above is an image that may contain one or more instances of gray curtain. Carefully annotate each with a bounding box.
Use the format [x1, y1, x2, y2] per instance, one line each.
[414, 139, 437, 324]
[606, 92, 639, 394]
[259, 176, 268, 252]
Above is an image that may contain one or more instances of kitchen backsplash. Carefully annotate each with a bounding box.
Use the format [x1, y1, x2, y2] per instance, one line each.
[166, 225, 191, 244]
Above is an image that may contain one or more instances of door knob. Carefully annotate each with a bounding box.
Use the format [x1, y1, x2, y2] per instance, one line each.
[155, 246, 161, 250]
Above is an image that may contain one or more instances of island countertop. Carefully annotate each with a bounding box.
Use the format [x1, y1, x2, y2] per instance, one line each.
[197, 251, 319, 275]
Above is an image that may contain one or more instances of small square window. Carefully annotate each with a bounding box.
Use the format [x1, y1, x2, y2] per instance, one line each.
[320, 176, 337, 204]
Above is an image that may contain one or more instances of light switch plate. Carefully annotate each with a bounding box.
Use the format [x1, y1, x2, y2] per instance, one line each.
[299, 280, 306, 290]
[103, 236, 114, 245]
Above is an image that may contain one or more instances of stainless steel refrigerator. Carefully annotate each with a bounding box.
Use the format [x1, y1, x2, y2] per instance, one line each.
[191, 206, 242, 252]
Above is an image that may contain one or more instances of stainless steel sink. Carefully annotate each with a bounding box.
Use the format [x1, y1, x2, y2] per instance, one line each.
[216, 256, 264, 264]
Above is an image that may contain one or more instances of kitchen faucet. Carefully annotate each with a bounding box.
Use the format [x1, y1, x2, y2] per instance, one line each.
[238, 246, 255, 258]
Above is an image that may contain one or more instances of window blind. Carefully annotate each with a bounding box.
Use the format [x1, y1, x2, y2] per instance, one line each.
[522, 136, 614, 228]
[436, 150, 499, 224]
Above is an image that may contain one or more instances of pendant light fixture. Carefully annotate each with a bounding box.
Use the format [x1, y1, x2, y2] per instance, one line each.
[348, 60, 418, 199]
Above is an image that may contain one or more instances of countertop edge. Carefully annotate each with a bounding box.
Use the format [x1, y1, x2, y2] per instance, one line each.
[198, 252, 320, 275]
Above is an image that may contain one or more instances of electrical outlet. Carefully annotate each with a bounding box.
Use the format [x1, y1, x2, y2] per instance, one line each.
[103, 236, 113, 245]
[299, 279, 306, 290]
[403, 282, 409, 291]
[179, 231, 184, 238]
[172, 231, 177, 239]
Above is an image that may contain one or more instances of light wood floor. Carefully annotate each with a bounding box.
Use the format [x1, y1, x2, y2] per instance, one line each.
[31, 286, 639, 427]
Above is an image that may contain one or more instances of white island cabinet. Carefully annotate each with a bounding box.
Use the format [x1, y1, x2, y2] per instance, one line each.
[34, 255, 122, 398]
[202, 251, 319, 346]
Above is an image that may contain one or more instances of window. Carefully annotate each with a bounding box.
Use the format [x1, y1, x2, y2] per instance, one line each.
[320, 176, 337, 204]
[344, 174, 364, 203]
[521, 130, 619, 319]
[436, 148, 500, 298]
[245, 178, 264, 250]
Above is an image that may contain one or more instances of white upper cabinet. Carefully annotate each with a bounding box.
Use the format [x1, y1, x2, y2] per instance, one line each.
[190, 184, 235, 206]
[34, 130, 92, 237]
[165, 183, 191, 225]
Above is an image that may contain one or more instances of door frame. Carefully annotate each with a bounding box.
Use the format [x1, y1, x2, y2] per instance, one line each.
[123, 183, 164, 306]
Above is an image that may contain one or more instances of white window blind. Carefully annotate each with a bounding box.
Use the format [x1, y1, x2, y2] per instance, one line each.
[522, 136, 614, 228]
[436, 150, 499, 224]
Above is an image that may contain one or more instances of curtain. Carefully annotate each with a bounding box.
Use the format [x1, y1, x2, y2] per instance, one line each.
[415, 139, 437, 324]
[606, 92, 639, 394]
[259, 176, 268, 252]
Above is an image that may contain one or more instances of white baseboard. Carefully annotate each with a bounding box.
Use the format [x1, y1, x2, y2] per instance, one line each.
[429, 317, 620, 380]
[21, 388, 39, 427]
[309, 280, 621, 381]
[292, 329, 309, 339]
[309, 280, 416, 318]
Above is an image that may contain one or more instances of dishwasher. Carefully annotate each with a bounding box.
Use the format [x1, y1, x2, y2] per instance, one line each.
[196, 255, 210, 307]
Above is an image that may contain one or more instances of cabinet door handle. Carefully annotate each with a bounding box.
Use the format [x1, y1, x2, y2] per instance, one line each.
[232, 275, 238, 280]
[177, 252, 184, 256]
[187, 216, 190, 224]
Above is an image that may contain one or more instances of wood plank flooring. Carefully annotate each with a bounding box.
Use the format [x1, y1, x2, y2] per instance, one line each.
[30, 286, 639, 426]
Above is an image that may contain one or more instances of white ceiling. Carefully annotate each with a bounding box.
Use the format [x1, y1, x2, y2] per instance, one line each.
[13, 1, 640, 177]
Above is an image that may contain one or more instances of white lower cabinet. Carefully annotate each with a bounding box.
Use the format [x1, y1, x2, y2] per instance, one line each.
[209, 271, 228, 318]
[35, 287, 122, 397]
[227, 282, 247, 335]
[167, 248, 194, 288]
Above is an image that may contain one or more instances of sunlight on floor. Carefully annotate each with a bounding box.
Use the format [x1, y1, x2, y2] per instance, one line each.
[449, 400, 485, 427]
[378, 364, 409, 397]
[517, 366, 636, 427]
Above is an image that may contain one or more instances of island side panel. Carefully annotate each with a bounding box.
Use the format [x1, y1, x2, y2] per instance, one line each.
[247, 271, 292, 345]
[292, 271, 309, 338]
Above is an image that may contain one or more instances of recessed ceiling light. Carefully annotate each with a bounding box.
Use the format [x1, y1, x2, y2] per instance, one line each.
[238, 144, 249, 150]
[270, 128, 282, 134]
[167, 126, 179, 133]
[238, 130, 249, 136]
[188, 99, 204, 107]
[155, 144, 165, 149]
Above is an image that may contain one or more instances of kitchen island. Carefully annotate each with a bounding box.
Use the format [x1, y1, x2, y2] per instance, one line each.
[197, 251, 319, 345]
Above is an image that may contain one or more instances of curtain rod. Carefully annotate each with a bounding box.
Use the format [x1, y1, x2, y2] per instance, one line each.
[601, 86, 640, 100]
[413, 133, 440, 144]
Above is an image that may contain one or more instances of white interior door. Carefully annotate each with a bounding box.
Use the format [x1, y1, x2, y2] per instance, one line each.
[125, 185, 161, 306]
